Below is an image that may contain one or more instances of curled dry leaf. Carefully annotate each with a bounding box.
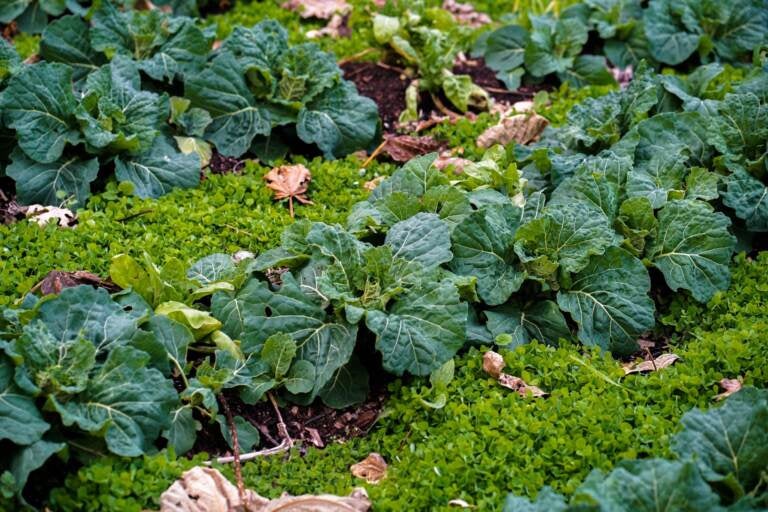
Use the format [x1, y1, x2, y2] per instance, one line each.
[448, 498, 476, 508]
[282, 0, 350, 19]
[443, 0, 491, 27]
[477, 113, 549, 148]
[364, 176, 386, 191]
[622, 353, 681, 375]
[307, 13, 351, 39]
[350, 453, 387, 484]
[25, 204, 77, 228]
[161, 467, 372, 512]
[714, 377, 743, 401]
[35, 270, 119, 296]
[264, 164, 313, 218]
[434, 151, 473, 175]
[232, 250, 255, 263]
[482, 350, 505, 379]
[483, 351, 547, 398]
[382, 134, 445, 162]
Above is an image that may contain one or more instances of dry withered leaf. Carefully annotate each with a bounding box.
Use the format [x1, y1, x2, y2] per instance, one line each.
[363, 176, 386, 191]
[443, 0, 491, 27]
[350, 453, 387, 484]
[307, 13, 351, 39]
[448, 498, 476, 508]
[622, 353, 680, 375]
[433, 151, 473, 175]
[477, 113, 549, 148]
[25, 204, 77, 228]
[282, 0, 350, 19]
[161, 467, 372, 512]
[264, 164, 313, 218]
[714, 377, 743, 401]
[382, 134, 445, 162]
[482, 351, 505, 379]
[35, 270, 119, 296]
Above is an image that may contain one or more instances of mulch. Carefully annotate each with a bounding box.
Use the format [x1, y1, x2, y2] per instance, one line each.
[342, 61, 409, 132]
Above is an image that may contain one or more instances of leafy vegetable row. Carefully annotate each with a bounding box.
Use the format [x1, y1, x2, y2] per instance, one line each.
[476, 0, 768, 89]
[0, 5, 378, 206]
[503, 387, 768, 511]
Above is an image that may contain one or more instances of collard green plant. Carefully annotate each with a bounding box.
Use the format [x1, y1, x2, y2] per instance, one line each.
[0, 5, 380, 206]
[503, 388, 768, 511]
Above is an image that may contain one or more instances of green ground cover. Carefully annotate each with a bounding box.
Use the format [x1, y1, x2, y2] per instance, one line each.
[42, 251, 768, 511]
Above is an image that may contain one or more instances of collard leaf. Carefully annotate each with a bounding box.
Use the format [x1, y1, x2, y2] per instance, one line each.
[515, 201, 620, 280]
[155, 301, 221, 340]
[139, 18, 211, 82]
[9, 439, 66, 501]
[366, 279, 467, 376]
[40, 15, 102, 79]
[483, 24, 527, 75]
[576, 459, 721, 511]
[318, 355, 369, 408]
[0, 38, 20, 84]
[284, 360, 315, 395]
[722, 170, 768, 232]
[615, 197, 657, 257]
[216, 414, 260, 451]
[485, 300, 571, 347]
[261, 333, 297, 380]
[524, 16, 588, 77]
[164, 405, 200, 455]
[502, 487, 567, 512]
[557, 247, 654, 355]
[6, 149, 99, 206]
[450, 204, 525, 306]
[185, 52, 271, 157]
[51, 346, 178, 456]
[556, 54, 616, 88]
[297, 81, 379, 159]
[549, 167, 621, 220]
[222, 21, 288, 84]
[384, 213, 452, 267]
[369, 154, 443, 201]
[648, 200, 735, 303]
[625, 146, 688, 209]
[644, 0, 700, 65]
[187, 253, 237, 285]
[0, 62, 80, 163]
[685, 167, 719, 201]
[672, 387, 768, 496]
[708, 93, 768, 168]
[115, 139, 201, 199]
[37, 285, 138, 354]
[143, 315, 193, 376]
[0, 356, 50, 445]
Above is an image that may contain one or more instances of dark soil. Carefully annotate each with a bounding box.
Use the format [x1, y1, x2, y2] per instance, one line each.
[453, 58, 551, 102]
[342, 61, 409, 132]
[0, 188, 24, 225]
[207, 150, 246, 176]
[192, 390, 387, 458]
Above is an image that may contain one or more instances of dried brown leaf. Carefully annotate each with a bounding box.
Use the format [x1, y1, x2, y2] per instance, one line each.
[622, 353, 680, 375]
[448, 498, 476, 508]
[306, 13, 351, 39]
[363, 176, 386, 191]
[482, 351, 505, 379]
[160, 467, 371, 512]
[443, 0, 491, 27]
[36, 271, 119, 296]
[350, 453, 387, 484]
[264, 164, 313, 217]
[714, 377, 743, 401]
[25, 205, 77, 228]
[282, 0, 350, 19]
[497, 374, 548, 398]
[382, 134, 445, 162]
[477, 113, 549, 148]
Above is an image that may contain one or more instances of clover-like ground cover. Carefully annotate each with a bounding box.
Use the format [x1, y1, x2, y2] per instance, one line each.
[38, 251, 768, 511]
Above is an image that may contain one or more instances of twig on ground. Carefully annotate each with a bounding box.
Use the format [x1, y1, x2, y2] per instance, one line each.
[430, 94, 460, 119]
[361, 140, 388, 168]
[219, 395, 245, 505]
[338, 48, 377, 67]
[269, 392, 294, 449]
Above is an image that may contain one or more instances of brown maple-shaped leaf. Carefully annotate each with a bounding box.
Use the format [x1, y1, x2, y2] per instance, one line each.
[477, 113, 549, 148]
[264, 164, 313, 218]
[382, 134, 445, 162]
[622, 353, 680, 375]
[282, 0, 350, 19]
[482, 351, 547, 398]
[350, 453, 387, 484]
[714, 377, 743, 401]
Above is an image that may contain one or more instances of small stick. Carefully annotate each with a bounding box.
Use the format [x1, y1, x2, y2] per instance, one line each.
[430, 94, 460, 119]
[338, 48, 377, 67]
[269, 392, 294, 449]
[375, 61, 406, 74]
[209, 439, 290, 464]
[361, 140, 388, 169]
[116, 208, 154, 222]
[220, 395, 246, 505]
[288, 196, 294, 219]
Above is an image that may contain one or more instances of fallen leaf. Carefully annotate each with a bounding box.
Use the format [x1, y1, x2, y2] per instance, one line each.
[160, 467, 372, 512]
[0, 190, 26, 225]
[611, 64, 634, 87]
[350, 453, 387, 484]
[232, 250, 255, 263]
[175, 136, 213, 168]
[622, 353, 680, 375]
[363, 176, 386, 191]
[433, 151, 473, 175]
[482, 351, 505, 379]
[382, 134, 445, 162]
[477, 113, 549, 148]
[497, 374, 548, 398]
[282, 0, 350, 19]
[448, 498, 476, 508]
[714, 377, 743, 401]
[35, 270, 119, 296]
[264, 164, 313, 218]
[307, 13, 351, 39]
[25, 205, 77, 228]
[443, 0, 491, 27]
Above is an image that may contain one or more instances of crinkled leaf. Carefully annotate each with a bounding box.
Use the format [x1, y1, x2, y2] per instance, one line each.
[318, 354, 369, 408]
[626, 146, 688, 209]
[648, 200, 735, 303]
[483, 24, 527, 75]
[557, 54, 616, 88]
[722, 170, 768, 232]
[485, 300, 570, 347]
[384, 213, 452, 267]
[187, 253, 237, 285]
[524, 16, 588, 77]
[155, 301, 221, 340]
[502, 487, 567, 512]
[6, 148, 98, 206]
[557, 247, 654, 354]
[0, 62, 80, 163]
[8, 439, 66, 502]
[261, 333, 297, 380]
[366, 279, 467, 376]
[0, 356, 49, 445]
[115, 139, 200, 199]
[40, 15, 102, 80]
[163, 405, 200, 455]
[139, 18, 211, 82]
[217, 414, 260, 451]
[644, 0, 700, 65]
[51, 346, 178, 456]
